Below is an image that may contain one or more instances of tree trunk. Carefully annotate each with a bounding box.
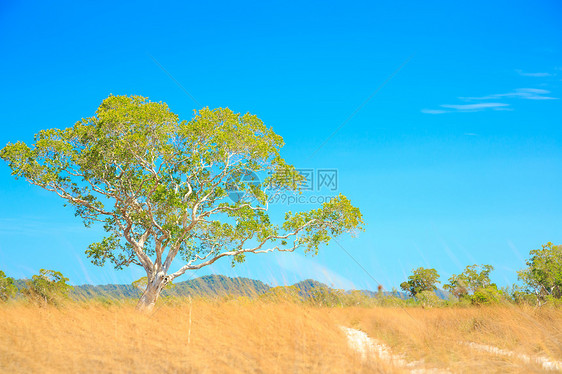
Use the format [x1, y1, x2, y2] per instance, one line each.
[136, 274, 166, 312]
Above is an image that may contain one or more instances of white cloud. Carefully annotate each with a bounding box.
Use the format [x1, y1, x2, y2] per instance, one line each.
[421, 109, 448, 114]
[441, 102, 509, 111]
[515, 69, 554, 77]
[421, 102, 509, 114]
[459, 88, 557, 101]
[422, 70, 558, 114]
[519, 88, 550, 94]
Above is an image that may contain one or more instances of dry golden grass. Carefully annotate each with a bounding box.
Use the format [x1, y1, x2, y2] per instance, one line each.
[333, 305, 562, 373]
[0, 299, 392, 374]
[1, 299, 561, 373]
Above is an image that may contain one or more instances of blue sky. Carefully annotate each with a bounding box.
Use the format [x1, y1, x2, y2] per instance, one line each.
[0, 0, 561, 290]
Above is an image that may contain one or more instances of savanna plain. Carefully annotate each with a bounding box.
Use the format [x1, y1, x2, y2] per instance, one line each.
[1, 298, 561, 373]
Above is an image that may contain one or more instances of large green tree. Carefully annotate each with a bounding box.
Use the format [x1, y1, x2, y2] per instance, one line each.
[443, 264, 495, 298]
[1, 95, 364, 311]
[400, 267, 440, 298]
[518, 242, 562, 303]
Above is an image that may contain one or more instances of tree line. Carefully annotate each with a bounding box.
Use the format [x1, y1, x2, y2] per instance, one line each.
[1, 242, 560, 307]
[0, 269, 72, 306]
[399, 242, 562, 306]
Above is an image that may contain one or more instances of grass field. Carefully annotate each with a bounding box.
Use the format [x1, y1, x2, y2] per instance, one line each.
[1, 299, 561, 373]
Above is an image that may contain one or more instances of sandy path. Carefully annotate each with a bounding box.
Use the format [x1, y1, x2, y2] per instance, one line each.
[464, 342, 562, 372]
[342, 326, 562, 373]
[341, 326, 450, 373]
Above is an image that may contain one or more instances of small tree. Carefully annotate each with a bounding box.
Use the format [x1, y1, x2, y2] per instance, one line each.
[24, 269, 73, 306]
[400, 267, 440, 298]
[1, 95, 364, 311]
[443, 264, 495, 299]
[518, 242, 562, 303]
[470, 285, 504, 305]
[0, 270, 17, 302]
[507, 284, 535, 305]
[417, 290, 442, 307]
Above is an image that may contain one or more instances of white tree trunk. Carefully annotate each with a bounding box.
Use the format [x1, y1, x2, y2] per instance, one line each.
[136, 273, 166, 312]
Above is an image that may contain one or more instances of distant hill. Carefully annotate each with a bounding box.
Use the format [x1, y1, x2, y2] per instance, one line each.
[70, 275, 270, 300]
[359, 289, 410, 300]
[12, 274, 448, 300]
[292, 279, 414, 300]
[164, 274, 270, 298]
[292, 279, 331, 296]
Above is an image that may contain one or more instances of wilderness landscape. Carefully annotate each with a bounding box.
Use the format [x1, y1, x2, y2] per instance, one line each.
[2, 1, 562, 373]
[2, 270, 562, 373]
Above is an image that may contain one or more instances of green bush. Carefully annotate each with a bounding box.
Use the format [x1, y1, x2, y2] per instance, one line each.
[23, 269, 73, 306]
[469, 285, 504, 305]
[416, 290, 443, 307]
[0, 270, 17, 302]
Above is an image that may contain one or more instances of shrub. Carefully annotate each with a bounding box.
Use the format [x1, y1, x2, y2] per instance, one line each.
[416, 290, 443, 307]
[23, 269, 73, 306]
[0, 270, 17, 302]
[469, 285, 504, 305]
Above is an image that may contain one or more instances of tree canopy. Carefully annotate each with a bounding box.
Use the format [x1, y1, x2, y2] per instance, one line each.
[518, 242, 562, 302]
[23, 269, 73, 306]
[400, 267, 440, 298]
[443, 264, 495, 298]
[1, 95, 364, 310]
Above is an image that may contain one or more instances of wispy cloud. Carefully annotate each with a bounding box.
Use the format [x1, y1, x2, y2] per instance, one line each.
[441, 102, 510, 111]
[423, 87, 557, 114]
[422, 102, 510, 114]
[420, 109, 448, 114]
[516, 69, 554, 77]
[460, 88, 558, 101]
[423, 66, 558, 115]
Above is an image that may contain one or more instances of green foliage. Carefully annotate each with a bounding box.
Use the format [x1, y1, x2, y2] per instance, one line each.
[469, 285, 505, 305]
[23, 269, 73, 306]
[543, 295, 562, 307]
[132, 276, 175, 291]
[507, 284, 536, 305]
[0, 270, 17, 302]
[518, 242, 562, 302]
[444, 264, 495, 299]
[400, 267, 440, 298]
[282, 194, 364, 255]
[0, 95, 364, 308]
[416, 290, 443, 307]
